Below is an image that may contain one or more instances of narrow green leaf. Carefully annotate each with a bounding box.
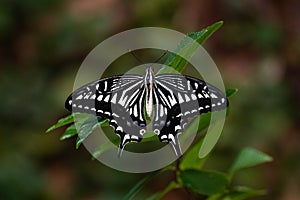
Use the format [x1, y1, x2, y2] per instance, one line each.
[60, 124, 77, 140]
[122, 174, 156, 200]
[207, 186, 266, 200]
[230, 147, 273, 172]
[180, 169, 228, 195]
[160, 21, 224, 73]
[226, 88, 238, 98]
[46, 114, 74, 133]
[149, 181, 179, 200]
[180, 138, 207, 170]
[145, 193, 159, 200]
[76, 136, 83, 149]
[225, 186, 266, 200]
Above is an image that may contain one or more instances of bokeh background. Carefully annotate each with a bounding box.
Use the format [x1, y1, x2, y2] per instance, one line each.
[1, 0, 300, 199]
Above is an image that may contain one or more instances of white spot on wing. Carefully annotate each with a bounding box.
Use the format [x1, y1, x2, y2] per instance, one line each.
[84, 92, 91, 99]
[210, 93, 218, 98]
[116, 126, 123, 132]
[112, 113, 119, 117]
[131, 135, 139, 140]
[177, 93, 184, 103]
[176, 113, 183, 117]
[104, 81, 107, 91]
[191, 94, 197, 100]
[175, 125, 181, 132]
[97, 95, 103, 101]
[160, 104, 164, 117]
[76, 94, 83, 100]
[104, 111, 111, 116]
[187, 80, 191, 90]
[194, 82, 198, 89]
[133, 104, 138, 117]
[184, 94, 190, 102]
[161, 135, 167, 140]
[139, 129, 146, 135]
[118, 95, 128, 106]
[90, 94, 96, 99]
[103, 95, 110, 102]
[168, 94, 177, 106]
[202, 91, 210, 98]
[184, 111, 190, 115]
[111, 93, 117, 104]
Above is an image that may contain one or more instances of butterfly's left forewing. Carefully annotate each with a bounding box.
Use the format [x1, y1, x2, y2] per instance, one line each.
[65, 75, 147, 156]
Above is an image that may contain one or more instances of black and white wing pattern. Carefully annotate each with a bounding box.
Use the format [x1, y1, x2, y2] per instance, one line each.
[65, 68, 229, 157]
[153, 74, 228, 156]
[65, 75, 147, 156]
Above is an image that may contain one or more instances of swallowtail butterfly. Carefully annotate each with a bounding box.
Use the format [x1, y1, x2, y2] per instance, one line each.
[65, 68, 228, 157]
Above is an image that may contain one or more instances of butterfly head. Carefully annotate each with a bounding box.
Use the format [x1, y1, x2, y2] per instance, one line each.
[145, 67, 155, 85]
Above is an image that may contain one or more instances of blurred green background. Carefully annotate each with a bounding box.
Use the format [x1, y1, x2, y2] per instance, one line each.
[1, 0, 300, 199]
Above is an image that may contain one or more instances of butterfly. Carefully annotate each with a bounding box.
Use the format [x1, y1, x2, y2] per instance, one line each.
[65, 67, 228, 157]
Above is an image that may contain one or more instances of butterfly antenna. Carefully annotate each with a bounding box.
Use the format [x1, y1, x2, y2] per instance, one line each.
[154, 50, 169, 63]
[128, 50, 144, 64]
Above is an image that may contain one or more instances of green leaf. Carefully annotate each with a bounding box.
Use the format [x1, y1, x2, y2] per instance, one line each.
[60, 124, 77, 140]
[122, 174, 156, 200]
[198, 115, 226, 158]
[226, 186, 266, 200]
[92, 137, 120, 159]
[46, 114, 74, 133]
[207, 186, 266, 200]
[76, 136, 83, 149]
[180, 169, 228, 195]
[75, 117, 107, 148]
[160, 21, 223, 73]
[226, 88, 238, 98]
[180, 138, 207, 170]
[197, 113, 212, 132]
[145, 193, 159, 200]
[230, 147, 273, 172]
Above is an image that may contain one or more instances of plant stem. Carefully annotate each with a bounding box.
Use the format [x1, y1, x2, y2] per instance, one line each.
[154, 181, 180, 200]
